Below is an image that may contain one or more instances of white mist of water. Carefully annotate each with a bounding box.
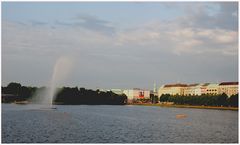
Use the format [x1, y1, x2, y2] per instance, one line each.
[48, 56, 74, 106]
[30, 56, 74, 107]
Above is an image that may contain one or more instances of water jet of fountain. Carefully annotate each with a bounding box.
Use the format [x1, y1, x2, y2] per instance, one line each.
[29, 56, 74, 109]
[47, 56, 74, 108]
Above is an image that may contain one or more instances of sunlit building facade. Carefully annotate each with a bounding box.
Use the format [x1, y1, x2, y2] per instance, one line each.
[200, 83, 210, 95]
[184, 84, 202, 96]
[219, 82, 238, 97]
[206, 83, 219, 95]
[158, 82, 238, 97]
[158, 84, 187, 96]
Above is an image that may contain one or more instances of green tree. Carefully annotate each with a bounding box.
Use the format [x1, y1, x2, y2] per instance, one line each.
[6, 82, 21, 95]
[150, 94, 158, 104]
[228, 94, 238, 107]
[217, 93, 228, 106]
[160, 94, 170, 102]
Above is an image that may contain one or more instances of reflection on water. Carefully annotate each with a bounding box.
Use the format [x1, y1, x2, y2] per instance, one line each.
[2, 104, 238, 143]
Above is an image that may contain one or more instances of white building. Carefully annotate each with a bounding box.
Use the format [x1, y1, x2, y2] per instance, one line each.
[184, 83, 221, 96]
[123, 88, 150, 100]
[200, 83, 210, 95]
[99, 89, 124, 95]
[158, 82, 239, 97]
[184, 84, 201, 96]
[110, 89, 124, 95]
[219, 82, 238, 97]
[205, 83, 219, 95]
[158, 83, 187, 97]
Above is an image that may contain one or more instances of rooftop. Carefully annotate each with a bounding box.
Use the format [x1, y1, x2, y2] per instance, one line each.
[219, 82, 238, 85]
[202, 83, 210, 86]
[187, 84, 199, 87]
[164, 83, 188, 88]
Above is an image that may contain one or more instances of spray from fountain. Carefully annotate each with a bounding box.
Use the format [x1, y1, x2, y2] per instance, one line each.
[48, 56, 74, 107]
[29, 56, 74, 109]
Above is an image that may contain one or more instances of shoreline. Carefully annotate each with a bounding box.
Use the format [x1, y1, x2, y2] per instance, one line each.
[3, 102, 238, 111]
[130, 103, 238, 111]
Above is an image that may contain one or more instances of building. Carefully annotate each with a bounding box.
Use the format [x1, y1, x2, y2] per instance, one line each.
[158, 83, 187, 97]
[205, 83, 219, 95]
[110, 89, 124, 95]
[158, 82, 238, 97]
[219, 82, 238, 97]
[200, 83, 210, 95]
[183, 83, 221, 96]
[99, 89, 124, 95]
[123, 88, 150, 101]
[184, 84, 201, 96]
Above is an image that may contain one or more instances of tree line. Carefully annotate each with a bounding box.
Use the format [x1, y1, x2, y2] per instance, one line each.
[2, 82, 127, 105]
[159, 93, 238, 107]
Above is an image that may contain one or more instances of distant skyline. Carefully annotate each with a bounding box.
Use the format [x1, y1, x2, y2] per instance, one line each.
[2, 2, 238, 89]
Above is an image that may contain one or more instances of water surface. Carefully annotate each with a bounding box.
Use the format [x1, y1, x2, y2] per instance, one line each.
[2, 104, 238, 143]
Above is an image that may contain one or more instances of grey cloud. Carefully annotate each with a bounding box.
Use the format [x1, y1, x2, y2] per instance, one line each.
[75, 14, 108, 25]
[30, 20, 48, 26]
[219, 2, 238, 13]
[54, 14, 116, 36]
[215, 2, 238, 31]
[54, 20, 75, 27]
[176, 2, 238, 31]
[6, 20, 48, 27]
[75, 14, 115, 36]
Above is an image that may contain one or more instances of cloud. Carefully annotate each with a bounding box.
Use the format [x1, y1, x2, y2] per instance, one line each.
[55, 14, 115, 36]
[176, 2, 238, 31]
[30, 20, 48, 26]
[115, 22, 238, 56]
[2, 20, 114, 56]
[3, 3, 238, 57]
[112, 2, 238, 56]
[2, 3, 238, 88]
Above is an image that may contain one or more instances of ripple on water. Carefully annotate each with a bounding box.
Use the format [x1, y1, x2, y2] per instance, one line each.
[2, 104, 238, 143]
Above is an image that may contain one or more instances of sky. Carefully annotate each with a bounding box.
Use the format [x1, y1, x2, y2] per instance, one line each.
[2, 2, 238, 90]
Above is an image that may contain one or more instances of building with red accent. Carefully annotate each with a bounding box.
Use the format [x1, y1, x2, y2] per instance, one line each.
[123, 88, 150, 101]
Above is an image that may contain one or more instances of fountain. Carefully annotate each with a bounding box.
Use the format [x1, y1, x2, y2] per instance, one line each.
[48, 56, 74, 109]
[29, 56, 74, 109]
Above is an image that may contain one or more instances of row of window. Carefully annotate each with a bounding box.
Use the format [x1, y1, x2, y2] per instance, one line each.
[206, 89, 217, 92]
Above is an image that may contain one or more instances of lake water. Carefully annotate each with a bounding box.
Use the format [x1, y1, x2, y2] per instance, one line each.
[2, 104, 238, 143]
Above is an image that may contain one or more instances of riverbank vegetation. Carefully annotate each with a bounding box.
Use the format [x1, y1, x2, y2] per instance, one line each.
[2, 82, 127, 105]
[159, 94, 238, 107]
